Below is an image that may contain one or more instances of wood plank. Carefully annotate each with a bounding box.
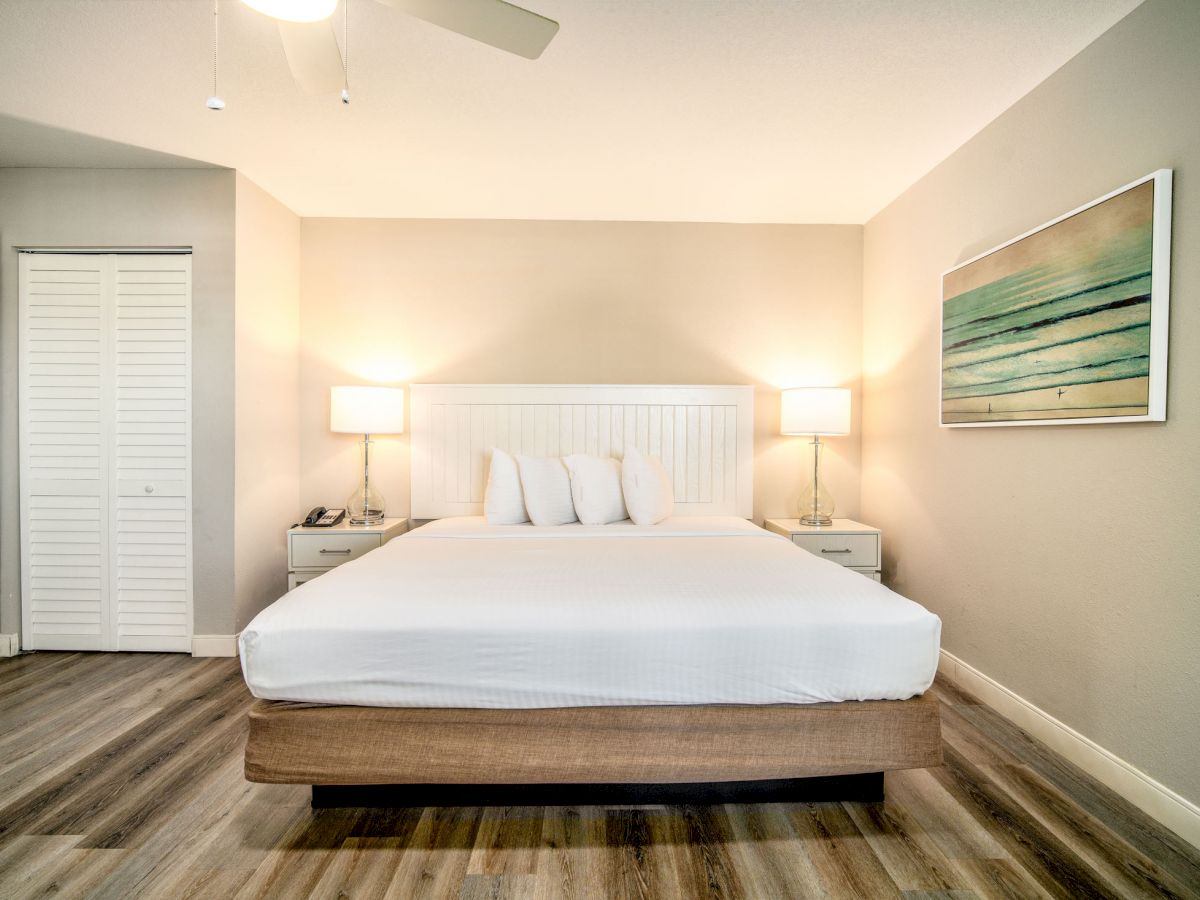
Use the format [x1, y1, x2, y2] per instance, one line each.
[931, 745, 1128, 899]
[946, 697, 1200, 889]
[0, 663, 242, 841]
[885, 767, 1008, 860]
[7, 847, 127, 900]
[843, 796, 965, 892]
[981, 761, 1199, 899]
[0, 835, 84, 900]
[603, 808, 657, 900]
[788, 802, 903, 899]
[380, 805, 482, 898]
[721, 803, 825, 898]
[533, 806, 607, 900]
[307, 836, 410, 900]
[467, 806, 543, 876]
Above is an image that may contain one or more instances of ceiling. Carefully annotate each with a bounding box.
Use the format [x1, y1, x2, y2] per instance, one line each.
[0, 0, 1141, 222]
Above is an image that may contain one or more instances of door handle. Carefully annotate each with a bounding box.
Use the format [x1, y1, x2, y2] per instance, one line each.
[821, 548, 852, 554]
[319, 548, 352, 555]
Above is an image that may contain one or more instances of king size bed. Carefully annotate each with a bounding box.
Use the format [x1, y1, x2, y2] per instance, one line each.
[240, 385, 942, 806]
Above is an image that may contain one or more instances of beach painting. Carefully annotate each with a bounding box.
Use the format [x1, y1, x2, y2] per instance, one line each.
[941, 170, 1172, 427]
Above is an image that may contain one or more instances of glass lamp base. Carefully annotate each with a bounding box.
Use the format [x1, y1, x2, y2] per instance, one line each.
[346, 490, 385, 526]
[799, 514, 833, 527]
[798, 436, 835, 526]
[347, 435, 385, 526]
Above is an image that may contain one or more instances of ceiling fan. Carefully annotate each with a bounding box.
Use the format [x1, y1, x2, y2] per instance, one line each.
[240, 0, 559, 95]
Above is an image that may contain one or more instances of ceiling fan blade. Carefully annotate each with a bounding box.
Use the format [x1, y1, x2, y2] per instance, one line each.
[377, 0, 559, 60]
[277, 20, 345, 94]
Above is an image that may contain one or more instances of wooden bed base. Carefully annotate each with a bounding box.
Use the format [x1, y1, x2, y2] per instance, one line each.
[311, 773, 885, 808]
[245, 693, 941, 806]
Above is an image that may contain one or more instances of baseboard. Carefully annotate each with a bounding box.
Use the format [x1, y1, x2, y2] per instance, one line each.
[0, 633, 18, 657]
[191, 634, 239, 657]
[939, 649, 1200, 850]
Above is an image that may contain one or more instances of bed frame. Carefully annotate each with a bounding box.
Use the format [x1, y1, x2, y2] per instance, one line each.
[244, 384, 942, 806]
[245, 694, 942, 806]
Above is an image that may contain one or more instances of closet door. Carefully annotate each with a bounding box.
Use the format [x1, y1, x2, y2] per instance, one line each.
[19, 254, 111, 650]
[19, 252, 192, 653]
[112, 255, 192, 652]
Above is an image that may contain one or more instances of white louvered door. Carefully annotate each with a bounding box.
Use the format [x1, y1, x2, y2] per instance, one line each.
[112, 256, 192, 651]
[19, 255, 109, 650]
[19, 253, 192, 652]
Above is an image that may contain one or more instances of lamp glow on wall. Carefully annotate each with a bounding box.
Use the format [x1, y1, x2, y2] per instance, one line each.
[781, 387, 851, 526]
[331, 386, 405, 525]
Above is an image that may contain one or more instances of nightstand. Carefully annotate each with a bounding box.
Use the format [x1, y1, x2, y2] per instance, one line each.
[764, 518, 882, 582]
[287, 518, 408, 590]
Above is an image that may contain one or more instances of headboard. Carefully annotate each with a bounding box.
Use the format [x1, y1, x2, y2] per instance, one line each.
[410, 384, 754, 519]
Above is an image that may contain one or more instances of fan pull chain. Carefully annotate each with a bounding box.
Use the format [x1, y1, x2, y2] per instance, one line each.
[340, 0, 351, 104]
[206, 0, 225, 110]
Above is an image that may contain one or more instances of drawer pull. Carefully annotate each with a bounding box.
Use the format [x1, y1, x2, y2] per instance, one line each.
[821, 548, 853, 554]
[319, 548, 352, 555]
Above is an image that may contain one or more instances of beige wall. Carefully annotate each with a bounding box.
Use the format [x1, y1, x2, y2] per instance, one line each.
[0, 168, 237, 636]
[234, 174, 301, 630]
[300, 219, 863, 524]
[862, 0, 1200, 804]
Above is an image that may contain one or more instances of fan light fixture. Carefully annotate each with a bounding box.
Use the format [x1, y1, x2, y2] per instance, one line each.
[240, 0, 338, 23]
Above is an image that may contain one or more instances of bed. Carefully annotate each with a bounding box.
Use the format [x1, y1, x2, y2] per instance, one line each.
[240, 385, 943, 806]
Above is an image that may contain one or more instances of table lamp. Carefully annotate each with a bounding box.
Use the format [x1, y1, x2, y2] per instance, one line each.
[330, 385, 405, 525]
[781, 387, 851, 526]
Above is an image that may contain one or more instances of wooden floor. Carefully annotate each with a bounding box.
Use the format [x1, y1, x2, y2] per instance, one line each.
[0, 654, 1197, 899]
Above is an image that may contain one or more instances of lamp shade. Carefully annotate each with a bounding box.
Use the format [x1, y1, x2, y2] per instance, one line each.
[330, 386, 405, 434]
[780, 387, 851, 436]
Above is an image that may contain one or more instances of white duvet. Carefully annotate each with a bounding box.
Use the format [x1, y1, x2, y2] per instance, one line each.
[239, 517, 941, 708]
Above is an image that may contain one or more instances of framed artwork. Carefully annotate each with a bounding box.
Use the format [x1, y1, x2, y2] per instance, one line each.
[941, 170, 1172, 427]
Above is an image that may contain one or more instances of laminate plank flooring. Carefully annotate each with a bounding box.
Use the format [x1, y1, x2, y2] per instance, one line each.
[0, 653, 1197, 899]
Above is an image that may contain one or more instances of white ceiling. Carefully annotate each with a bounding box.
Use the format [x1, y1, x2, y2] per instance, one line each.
[0, 0, 1141, 222]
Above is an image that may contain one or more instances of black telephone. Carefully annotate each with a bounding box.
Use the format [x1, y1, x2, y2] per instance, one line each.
[303, 506, 346, 527]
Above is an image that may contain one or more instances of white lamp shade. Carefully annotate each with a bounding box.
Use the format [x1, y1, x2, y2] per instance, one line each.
[330, 386, 405, 434]
[780, 387, 851, 436]
[240, 0, 337, 22]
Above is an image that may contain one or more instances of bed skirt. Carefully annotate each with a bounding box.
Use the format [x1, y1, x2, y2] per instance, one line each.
[244, 693, 942, 786]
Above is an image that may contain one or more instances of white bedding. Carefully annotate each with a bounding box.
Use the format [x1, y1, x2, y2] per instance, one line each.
[239, 516, 941, 708]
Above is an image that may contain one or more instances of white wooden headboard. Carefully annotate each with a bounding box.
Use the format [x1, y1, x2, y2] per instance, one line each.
[410, 384, 754, 519]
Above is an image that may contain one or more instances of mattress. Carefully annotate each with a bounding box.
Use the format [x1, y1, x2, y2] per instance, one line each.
[239, 516, 941, 708]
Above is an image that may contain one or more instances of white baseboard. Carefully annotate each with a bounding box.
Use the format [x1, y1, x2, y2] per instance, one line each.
[191, 634, 238, 658]
[0, 633, 18, 657]
[939, 649, 1200, 850]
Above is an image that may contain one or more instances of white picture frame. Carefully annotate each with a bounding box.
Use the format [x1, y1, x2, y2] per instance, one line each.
[940, 169, 1172, 428]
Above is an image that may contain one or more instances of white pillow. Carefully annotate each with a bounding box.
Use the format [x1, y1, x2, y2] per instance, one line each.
[484, 448, 529, 525]
[563, 454, 628, 525]
[621, 445, 675, 525]
[515, 455, 578, 526]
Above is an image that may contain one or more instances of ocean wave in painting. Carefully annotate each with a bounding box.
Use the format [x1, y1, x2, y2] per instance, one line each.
[941, 180, 1155, 423]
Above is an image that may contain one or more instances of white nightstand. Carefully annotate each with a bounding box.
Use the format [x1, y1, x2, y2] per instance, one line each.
[287, 518, 408, 590]
[764, 518, 882, 582]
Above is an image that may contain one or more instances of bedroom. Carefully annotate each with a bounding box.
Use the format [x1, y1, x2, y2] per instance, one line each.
[0, 0, 1197, 897]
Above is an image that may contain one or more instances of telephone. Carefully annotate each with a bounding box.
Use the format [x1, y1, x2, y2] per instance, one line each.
[303, 506, 346, 527]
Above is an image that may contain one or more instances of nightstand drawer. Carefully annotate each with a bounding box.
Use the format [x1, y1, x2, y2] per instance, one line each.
[791, 532, 879, 568]
[290, 532, 381, 568]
